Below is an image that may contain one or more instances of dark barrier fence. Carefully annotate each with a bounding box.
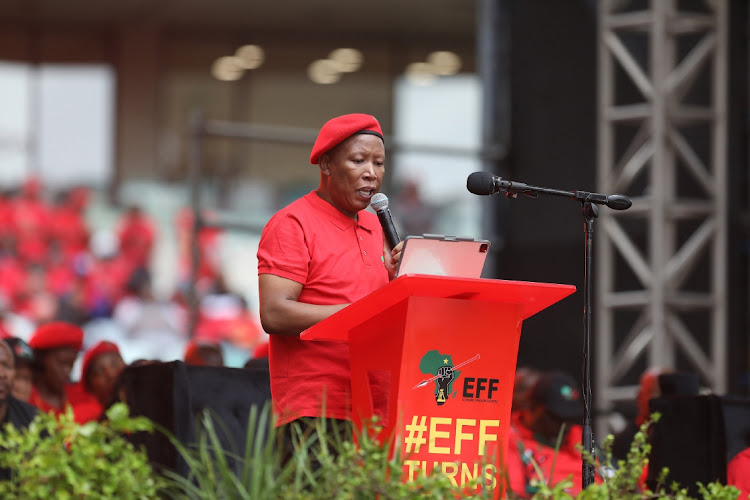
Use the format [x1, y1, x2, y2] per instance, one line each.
[121, 361, 272, 476]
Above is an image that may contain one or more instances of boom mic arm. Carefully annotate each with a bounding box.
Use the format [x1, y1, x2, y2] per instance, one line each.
[466, 171, 632, 211]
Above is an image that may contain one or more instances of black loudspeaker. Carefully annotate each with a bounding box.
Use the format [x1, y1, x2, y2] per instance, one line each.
[121, 360, 272, 476]
[646, 394, 726, 495]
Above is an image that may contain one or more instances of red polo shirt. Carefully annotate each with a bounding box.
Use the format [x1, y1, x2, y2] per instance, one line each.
[728, 447, 750, 498]
[506, 422, 592, 498]
[29, 383, 102, 424]
[257, 191, 389, 426]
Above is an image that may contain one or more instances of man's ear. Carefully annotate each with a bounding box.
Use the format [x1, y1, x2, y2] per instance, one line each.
[319, 153, 331, 176]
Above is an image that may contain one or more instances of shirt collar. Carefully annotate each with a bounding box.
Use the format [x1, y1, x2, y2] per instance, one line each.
[304, 191, 376, 233]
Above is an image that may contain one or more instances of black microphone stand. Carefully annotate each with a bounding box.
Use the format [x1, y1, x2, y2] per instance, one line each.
[581, 201, 597, 488]
[492, 177, 631, 489]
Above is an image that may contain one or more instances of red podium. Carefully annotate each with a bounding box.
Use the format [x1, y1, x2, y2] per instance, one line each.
[301, 274, 575, 494]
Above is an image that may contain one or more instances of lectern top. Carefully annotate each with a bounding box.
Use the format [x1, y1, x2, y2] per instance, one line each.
[300, 274, 576, 342]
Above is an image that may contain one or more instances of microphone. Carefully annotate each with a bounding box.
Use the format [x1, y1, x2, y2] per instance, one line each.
[370, 193, 401, 249]
[466, 171, 632, 210]
[467, 171, 504, 196]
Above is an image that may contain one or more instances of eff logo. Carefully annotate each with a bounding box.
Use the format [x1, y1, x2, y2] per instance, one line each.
[414, 351, 480, 406]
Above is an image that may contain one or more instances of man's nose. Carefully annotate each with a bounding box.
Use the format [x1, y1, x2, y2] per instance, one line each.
[362, 162, 376, 178]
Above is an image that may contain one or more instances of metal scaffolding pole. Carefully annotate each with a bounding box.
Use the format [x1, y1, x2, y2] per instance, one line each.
[596, 0, 728, 435]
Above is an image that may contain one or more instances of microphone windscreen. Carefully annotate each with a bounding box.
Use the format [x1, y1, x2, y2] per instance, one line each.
[467, 171, 495, 195]
[606, 194, 632, 210]
[370, 192, 389, 211]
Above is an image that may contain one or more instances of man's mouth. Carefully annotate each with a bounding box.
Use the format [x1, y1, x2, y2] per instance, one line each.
[356, 188, 375, 198]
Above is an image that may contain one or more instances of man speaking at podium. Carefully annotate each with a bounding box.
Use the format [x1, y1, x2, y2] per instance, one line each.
[257, 113, 403, 454]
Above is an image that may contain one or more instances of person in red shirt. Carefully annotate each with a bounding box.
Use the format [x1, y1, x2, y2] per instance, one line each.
[0, 256, 26, 311]
[257, 114, 403, 447]
[727, 447, 750, 498]
[80, 340, 126, 411]
[12, 176, 51, 266]
[175, 207, 222, 295]
[0, 339, 38, 442]
[0, 191, 16, 249]
[79, 230, 133, 319]
[505, 371, 589, 498]
[49, 187, 90, 263]
[4, 337, 35, 403]
[195, 276, 263, 350]
[610, 367, 668, 462]
[27, 321, 100, 423]
[116, 204, 156, 272]
[184, 340, 224, 367]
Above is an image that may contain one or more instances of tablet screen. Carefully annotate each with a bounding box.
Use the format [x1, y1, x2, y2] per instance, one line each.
[394, 235, 490, 279]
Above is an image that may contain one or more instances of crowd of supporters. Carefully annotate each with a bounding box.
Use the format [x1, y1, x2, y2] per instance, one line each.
[0, 176, 160, 330]
[0, 175, 267, 424]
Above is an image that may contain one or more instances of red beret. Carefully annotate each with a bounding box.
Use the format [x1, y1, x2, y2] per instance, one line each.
[81, 340, 121, 389]
[309, 113, 384, 164]
[28, 321, 84, 351]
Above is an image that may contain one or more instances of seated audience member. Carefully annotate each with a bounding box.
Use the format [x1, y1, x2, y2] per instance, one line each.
[12, 176, 50, 268]
[506, 371, 587, 498]
[4, 337, 35, 402]
[80, 341, 126, 409]
[97, 358, 162, 414]
[0, 295, 15, 338]
[610, 368, 700, 462]
[27, 321, 100, 423]
[184, 340, 224, 367]
[727, 446, 750, 498]
[0, 339, 37, 481]
[611, 367, 666, 461]
[49, 186, 90, 263]
[0, 338, 37, 428]
[512, 366, 541, 415]
[113, 267, 187, 361]
[85, 229, 132, 318]
[196, 279, 263, 351]
[116, 204, 156, 272]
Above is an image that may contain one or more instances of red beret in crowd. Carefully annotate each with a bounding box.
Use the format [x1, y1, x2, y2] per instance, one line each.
[309, 113, 384, 164]
[28, 321, 84, 351]
[80, 340, 121, 390]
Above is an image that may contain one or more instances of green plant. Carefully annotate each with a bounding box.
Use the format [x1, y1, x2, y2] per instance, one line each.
[163, 407, 743, 499]
[163, 404, 496, 499]
[162, 403, 285, 500]
[530, 414, 741, 500]
[288, 417, 494, 500]
[0, 403, 167, 499]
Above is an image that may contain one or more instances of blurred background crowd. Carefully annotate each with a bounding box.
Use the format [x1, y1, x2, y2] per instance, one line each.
[0, 175, 266, 372]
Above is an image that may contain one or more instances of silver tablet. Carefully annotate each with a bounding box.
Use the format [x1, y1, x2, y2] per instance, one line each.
[394, 234, 491, 279]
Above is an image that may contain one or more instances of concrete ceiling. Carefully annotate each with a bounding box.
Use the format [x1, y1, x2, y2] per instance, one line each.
[0, 0, 477, 45]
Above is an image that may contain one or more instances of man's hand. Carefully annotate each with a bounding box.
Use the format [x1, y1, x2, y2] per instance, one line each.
[385, 240, 404, 280]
